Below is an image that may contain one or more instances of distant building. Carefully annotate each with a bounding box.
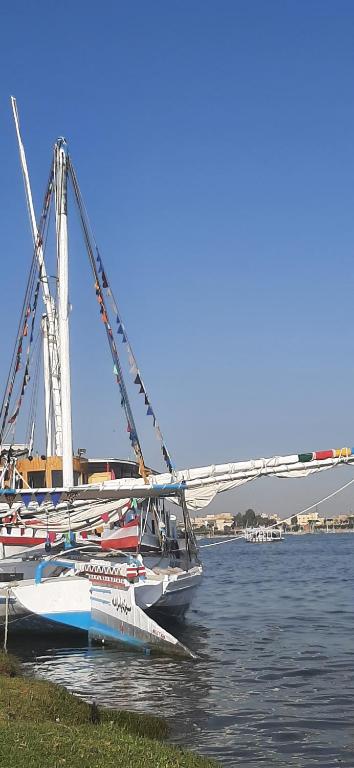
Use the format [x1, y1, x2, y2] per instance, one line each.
[297, 511, 319, 527]
[200, 513, 234, 532]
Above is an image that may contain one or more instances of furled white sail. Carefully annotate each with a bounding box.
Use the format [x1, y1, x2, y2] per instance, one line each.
[4, 449, 354, 520]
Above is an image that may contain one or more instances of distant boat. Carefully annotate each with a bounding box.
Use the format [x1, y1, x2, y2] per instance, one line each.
[244, 527, 283, 543]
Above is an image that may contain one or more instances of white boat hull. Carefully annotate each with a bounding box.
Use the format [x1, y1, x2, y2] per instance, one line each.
[11, 561, 203, 639]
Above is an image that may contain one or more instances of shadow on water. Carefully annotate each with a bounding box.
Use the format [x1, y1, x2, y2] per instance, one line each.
[8, 533, 354, 767]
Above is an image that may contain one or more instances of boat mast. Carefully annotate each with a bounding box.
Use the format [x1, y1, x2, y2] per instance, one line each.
[54, 139, 74, 488]
[41, 314, 52, 455]
[11, 96, 62, 457]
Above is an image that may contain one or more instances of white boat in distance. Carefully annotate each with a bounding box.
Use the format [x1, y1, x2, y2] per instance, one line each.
[244, 527, 282, 543]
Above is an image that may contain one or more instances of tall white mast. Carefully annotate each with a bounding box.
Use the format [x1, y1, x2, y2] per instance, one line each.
[54, 139, 74, 488]
[41, 315, 53, 455]
[11, 96, 63, 457]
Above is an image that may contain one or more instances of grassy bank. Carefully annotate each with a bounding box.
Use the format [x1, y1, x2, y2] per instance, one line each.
[0, 652, 219, 768]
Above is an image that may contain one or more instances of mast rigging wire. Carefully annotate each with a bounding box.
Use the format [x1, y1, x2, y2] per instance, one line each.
[67, 157, 173, 474]
[0, 169, 54, 441]
[68, 158, 146, 477]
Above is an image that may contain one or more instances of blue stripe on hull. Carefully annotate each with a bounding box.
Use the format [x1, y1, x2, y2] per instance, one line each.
[89, 618, 145, 648]
[42, 611, 91, 631]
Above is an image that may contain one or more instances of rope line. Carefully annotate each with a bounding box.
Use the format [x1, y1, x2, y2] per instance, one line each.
[199, 474, 354, 548]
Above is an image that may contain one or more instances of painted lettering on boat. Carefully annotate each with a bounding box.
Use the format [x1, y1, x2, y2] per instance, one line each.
[112, 595, 132, 616]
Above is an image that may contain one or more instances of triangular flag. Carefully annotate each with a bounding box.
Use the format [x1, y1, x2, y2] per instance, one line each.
[101, 512, 109, 523]
[147, 406, 154, 417]
[113, 365, 119, 376]
[139, 385, 145, 394]
[102, 271, 108, 288]
[144, 395, 149, 406]
[117, 324, 123, 334]
[35, 492, 47, 507]
[134, 374, 141, 386]
[22, 493, 33, 508]
[50, 492, 62, 507]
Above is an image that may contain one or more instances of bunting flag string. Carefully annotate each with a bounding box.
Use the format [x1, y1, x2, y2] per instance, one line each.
[68, 157, 148, 476]
[91, 248, 174, 473]
[0, 171, 54, 443]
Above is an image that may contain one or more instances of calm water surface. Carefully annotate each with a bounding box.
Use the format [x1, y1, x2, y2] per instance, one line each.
[12, 533, 354, 767]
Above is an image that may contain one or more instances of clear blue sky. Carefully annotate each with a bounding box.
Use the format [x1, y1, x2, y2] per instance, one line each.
[1, 1, 354, 517]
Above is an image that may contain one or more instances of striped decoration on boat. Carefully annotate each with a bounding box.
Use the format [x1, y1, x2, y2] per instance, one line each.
[298, 448, 352, 463]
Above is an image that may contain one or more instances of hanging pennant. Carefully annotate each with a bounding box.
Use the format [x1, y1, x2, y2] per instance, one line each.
[101, 512, 109, 523]
[35, 492, 47, 507]
[8, 404, 20, 424]
[66, 490, 79, 505]
[50, 491, 62, 507]
[147, 406, 154, 417]
[4, 492, 16, 509]
[134, 374, 142, 386]
[21, 493, 33, 508]
[101, 271, 108, 288]
[117, 324, 123, 334]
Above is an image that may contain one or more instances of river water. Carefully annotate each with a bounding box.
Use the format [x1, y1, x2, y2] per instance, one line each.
[12, 533, 354, 767]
